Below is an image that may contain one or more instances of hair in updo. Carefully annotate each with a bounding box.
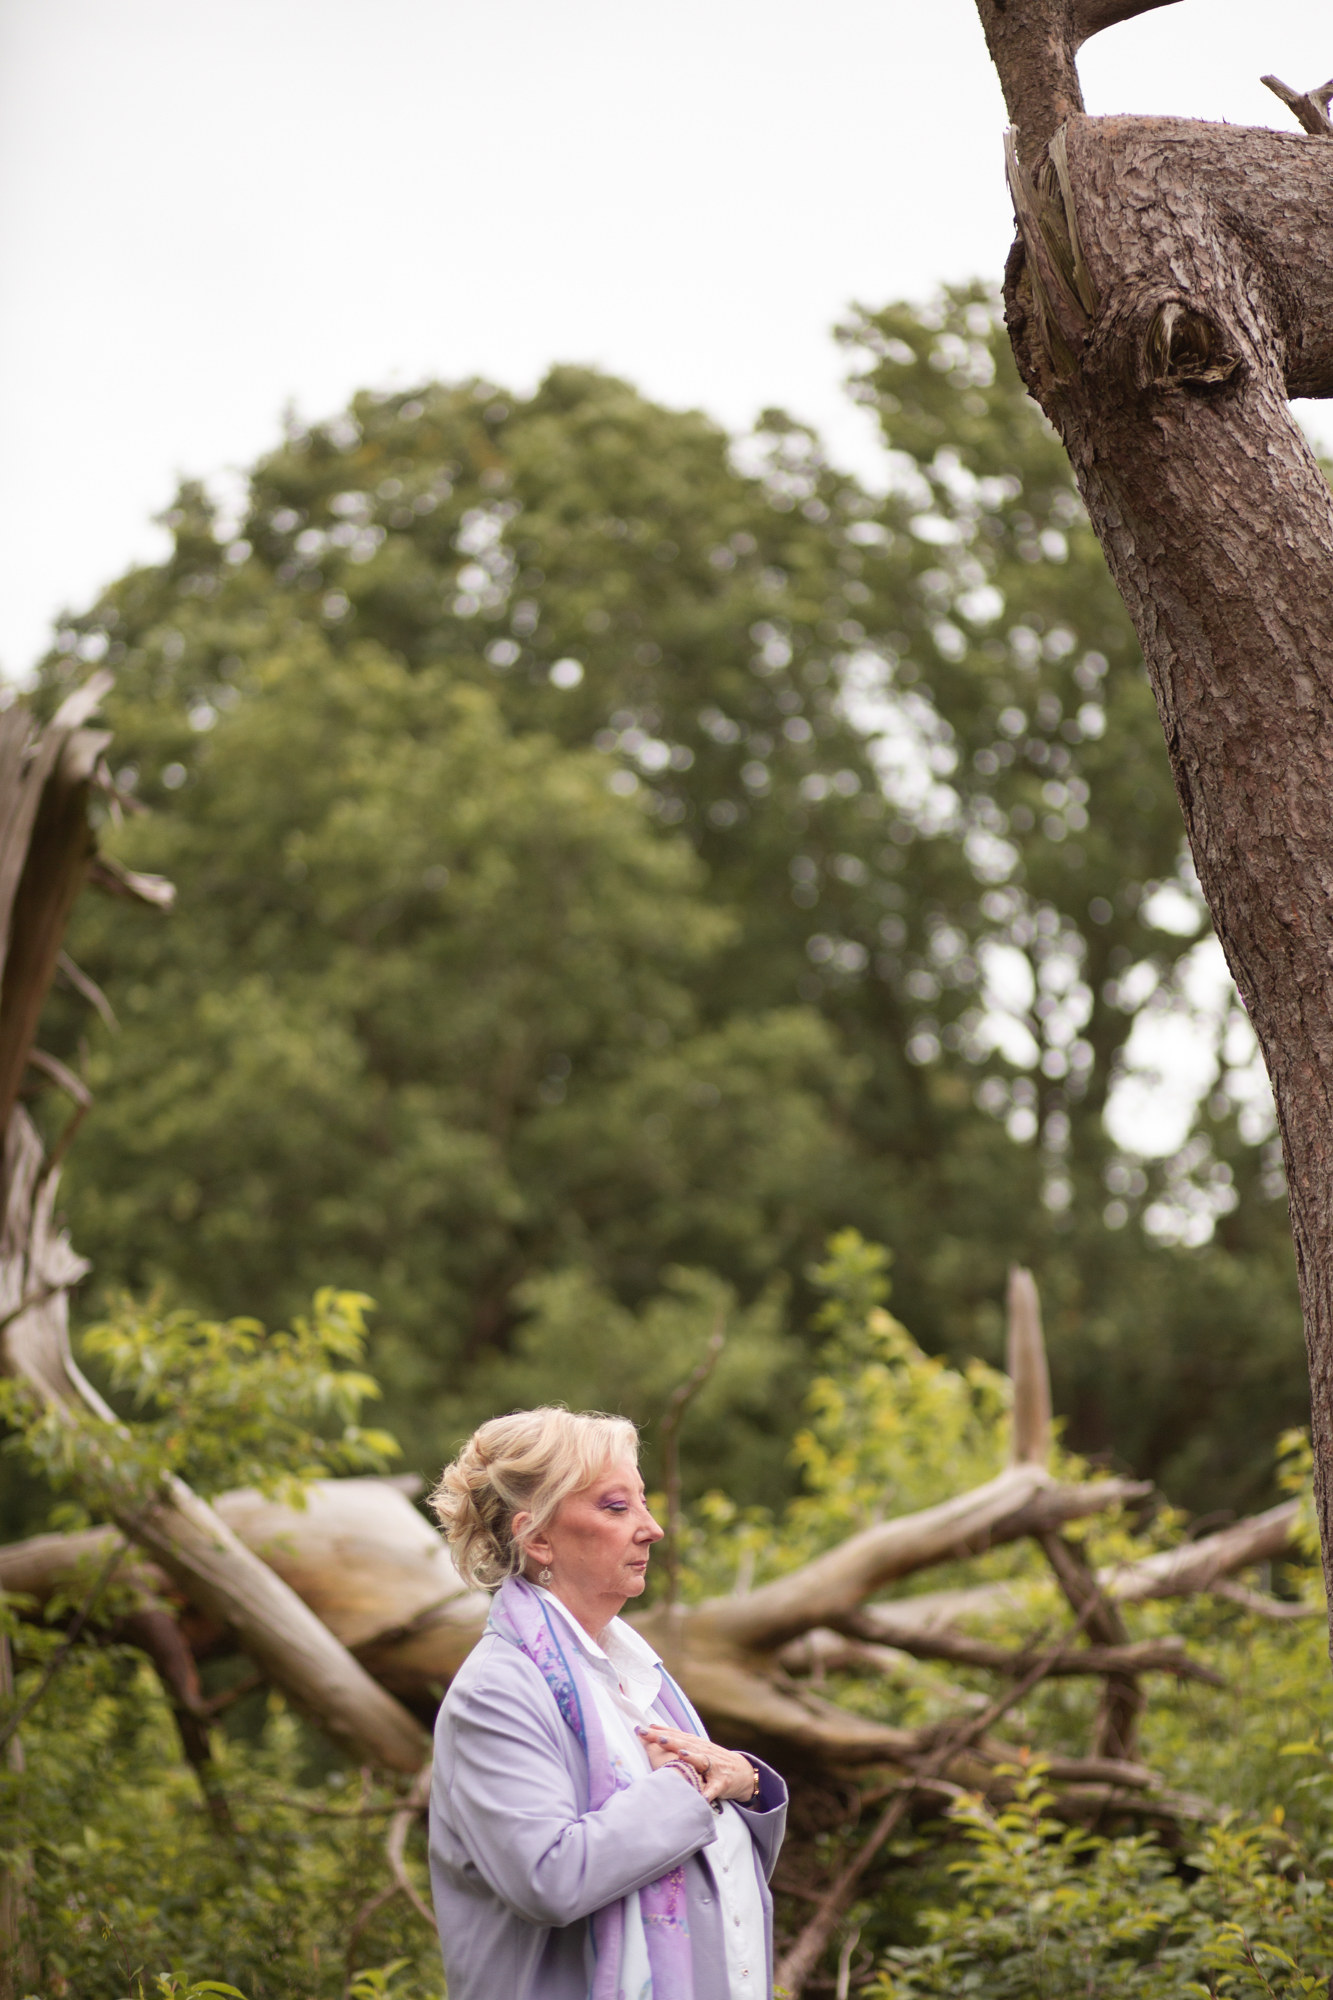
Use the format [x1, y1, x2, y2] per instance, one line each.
[430, 1407, 641, 1591]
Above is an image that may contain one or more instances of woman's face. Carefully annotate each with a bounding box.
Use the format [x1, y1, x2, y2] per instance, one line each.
[522, 1458, 664, 1614]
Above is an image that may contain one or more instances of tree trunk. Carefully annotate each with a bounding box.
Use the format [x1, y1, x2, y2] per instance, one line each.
[969, 0, 1333, 1637]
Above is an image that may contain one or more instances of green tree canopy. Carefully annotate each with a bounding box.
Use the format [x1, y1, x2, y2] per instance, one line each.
[35, 285, 1304, 1509]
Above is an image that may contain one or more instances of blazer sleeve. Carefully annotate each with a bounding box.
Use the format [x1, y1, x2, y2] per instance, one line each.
[734, 1755, 788, 1882]
[439, 1654, 719, 1929]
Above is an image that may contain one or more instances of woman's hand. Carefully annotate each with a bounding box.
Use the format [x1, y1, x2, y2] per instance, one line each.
[637, 1724, 759, 1805]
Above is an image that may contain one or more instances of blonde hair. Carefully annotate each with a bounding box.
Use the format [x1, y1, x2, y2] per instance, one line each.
[431, 1406, 640, 1590]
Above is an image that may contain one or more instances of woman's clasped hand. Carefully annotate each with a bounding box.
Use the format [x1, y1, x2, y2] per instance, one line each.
[636, 1724, 760, 1804]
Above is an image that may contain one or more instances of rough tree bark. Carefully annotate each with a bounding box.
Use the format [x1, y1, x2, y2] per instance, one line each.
[969, 0, 1333, 1636]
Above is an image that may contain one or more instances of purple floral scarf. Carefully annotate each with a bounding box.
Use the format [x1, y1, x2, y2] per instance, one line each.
[488, 1576, 698, 2000]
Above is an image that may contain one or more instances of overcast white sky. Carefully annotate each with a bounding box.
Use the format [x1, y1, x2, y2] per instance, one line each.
[1, 0, 1330, 678]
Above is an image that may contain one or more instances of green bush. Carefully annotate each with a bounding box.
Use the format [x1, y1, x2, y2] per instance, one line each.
[0, 1642, 443, 1997]
[3, 1243, 1330, 1996]
[870, 1765, 1333, 1998]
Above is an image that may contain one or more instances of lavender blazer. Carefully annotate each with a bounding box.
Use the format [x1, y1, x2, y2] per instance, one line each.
[428, 1628, 788, 1999]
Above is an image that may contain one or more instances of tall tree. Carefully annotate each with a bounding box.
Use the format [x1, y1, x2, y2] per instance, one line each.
[36, 318, 1304, 1507]
[965, 2, 1333, 1601]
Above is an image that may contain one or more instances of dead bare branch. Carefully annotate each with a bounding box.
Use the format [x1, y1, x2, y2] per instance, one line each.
[84, 853, 175, 910]
[1211, 1578, 1320, 1621]
[55, 950, 118, 1032]
[679, 1466, 1149, 1653]
[1007, 1266, 1051, 1466]
[386, 1765, 436, 1930]
[1108, 1501, 1302, 1602]
[1072, 0, 1182, 39]
[1261, 73, 1333, 138]
[792, 1616, 1221, 1686]
[1039, 1533, 1141, 1760]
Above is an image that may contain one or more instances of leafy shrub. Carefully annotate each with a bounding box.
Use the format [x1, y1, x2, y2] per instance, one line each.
[1, 1644, 443, 1998]
[0, 1287, 398, 1520]
[870, 1765, 1333, 1998]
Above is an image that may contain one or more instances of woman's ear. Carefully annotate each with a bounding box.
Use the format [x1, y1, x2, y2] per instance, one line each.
[512, 1512, 552, 1571]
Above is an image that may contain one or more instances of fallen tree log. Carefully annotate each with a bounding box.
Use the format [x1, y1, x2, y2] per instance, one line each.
[640, 1463, 1151, 1657]
[850, 1497, 1311, 1640]
[0, 1457, 1289, 1764]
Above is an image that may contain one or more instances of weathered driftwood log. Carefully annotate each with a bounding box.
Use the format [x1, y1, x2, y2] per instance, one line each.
[0, 1251, 1175, 1782]
[864, 1496, 1310, 1640]
[0, 684, 429, 1774]
[0, 1460, 1292, 1773]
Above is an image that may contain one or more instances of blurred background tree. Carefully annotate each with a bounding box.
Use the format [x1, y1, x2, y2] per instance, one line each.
[29, 285, 1305, 1516]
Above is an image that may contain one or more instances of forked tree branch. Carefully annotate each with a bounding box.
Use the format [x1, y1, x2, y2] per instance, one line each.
[973, 0, 1183, 167]
[1261, 73, 1333, 138]
[673, 1466, 1150, 1653]
[1074, 0, 1180, 38]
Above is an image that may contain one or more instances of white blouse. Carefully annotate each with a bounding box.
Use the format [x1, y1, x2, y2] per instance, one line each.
[535, 1589, 768, 1997]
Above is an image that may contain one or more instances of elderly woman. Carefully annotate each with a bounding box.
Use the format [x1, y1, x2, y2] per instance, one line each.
[428, 1406, 788, 2000]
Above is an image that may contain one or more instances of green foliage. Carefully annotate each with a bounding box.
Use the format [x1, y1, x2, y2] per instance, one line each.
[869, 1768, 1333, 1999]
[786, 1230, 1009, 1550]
[346, 1965, 412, 1999]
[0, 1651, 444, 1999]
[28, 283, 1305, 1530]
[0, 1236, 1327, 1998]
[1, 1290, 397, 1520]
[461, 1262, 804, 1505]
[673, 1230, 1035, 1606]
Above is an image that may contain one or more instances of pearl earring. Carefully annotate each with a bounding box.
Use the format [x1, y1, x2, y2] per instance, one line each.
[539, 1566, 553, 1585]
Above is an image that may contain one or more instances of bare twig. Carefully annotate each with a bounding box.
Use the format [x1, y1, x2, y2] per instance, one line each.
[25, 1047, 94, 1180]
[797, 1617, 1221, 1686]
[660, 1309, 726, 1614]
[341, 1764, 434, 1995]
[834, 1923, 862, 2000]
[23, 1048, 91, 1109]
[84, 852, 175, 909]
[55, 950, 119, 1032]
[386, 1765, 436, 1930]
